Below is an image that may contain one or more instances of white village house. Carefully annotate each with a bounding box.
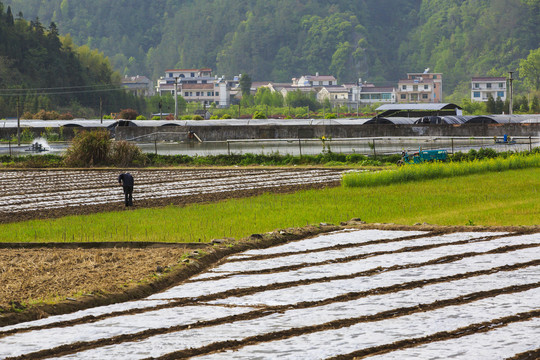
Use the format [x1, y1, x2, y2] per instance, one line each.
[471, 77, 507, 102]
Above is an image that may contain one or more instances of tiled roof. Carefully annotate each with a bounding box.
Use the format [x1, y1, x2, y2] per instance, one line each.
[361, 87, 395, 93]
[471, 77, 506, 81]
[182, 83, 214, 90]
[398, 79, 434, 84]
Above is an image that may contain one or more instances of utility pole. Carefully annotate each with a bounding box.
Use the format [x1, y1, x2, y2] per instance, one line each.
[16, 96, 20, 146]
[99, 97, 103, 124]
[159, 100, 163, 120]
[508, 71, 514, 116]
[174, 77, 179, 120]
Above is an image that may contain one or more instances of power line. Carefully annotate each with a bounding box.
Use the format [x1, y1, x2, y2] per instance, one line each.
[0, 84, 121, 92]
[0, 87, 128, 97]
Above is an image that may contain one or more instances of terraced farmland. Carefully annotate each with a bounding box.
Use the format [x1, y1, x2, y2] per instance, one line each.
[0, 229, 538, 359]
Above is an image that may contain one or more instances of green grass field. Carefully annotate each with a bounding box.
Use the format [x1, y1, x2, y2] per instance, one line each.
[1, 167, 539, 243]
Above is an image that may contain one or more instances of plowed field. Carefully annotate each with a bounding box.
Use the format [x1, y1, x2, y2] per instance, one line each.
[1, 228, 539, 359]
[0, 169, 343, 223]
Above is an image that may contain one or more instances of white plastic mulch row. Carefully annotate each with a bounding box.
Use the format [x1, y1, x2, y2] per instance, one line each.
[202, 231, 506, 275]
[2, 264, 536, 359]
[46, 287, 540, 360]
[193, 289, 540, 360]
[151, 233, 529, 301]
[0, 170, 342, 212]
[0, 230, 537, 360]
[365, 317, 540, 360]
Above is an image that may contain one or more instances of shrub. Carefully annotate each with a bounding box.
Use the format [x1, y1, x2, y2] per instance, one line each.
[103, 115, 113, 120]
[117, 109, 139, 120]
[210, 115, 219, 119]
[135, 115, 147, 120]
[192, 115, 204, 120]
[22, 112, 34, 119]
[324, 113, 337, 119]
[220, 114, 232, 119]
[110, 140, 147, 167]
[252, 111, 267, 119]
[64, 129, 112, 167]
[58, 112, 74, 120]
[151, 116, 160, 120]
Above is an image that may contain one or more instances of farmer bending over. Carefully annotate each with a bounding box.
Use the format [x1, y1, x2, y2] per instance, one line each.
[118, 172, 134, 207]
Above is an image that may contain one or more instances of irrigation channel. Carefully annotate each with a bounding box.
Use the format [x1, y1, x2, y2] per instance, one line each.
[0, 228, 539, 359]
[1, 136, 539, 157]
[0, 169, 344, 222]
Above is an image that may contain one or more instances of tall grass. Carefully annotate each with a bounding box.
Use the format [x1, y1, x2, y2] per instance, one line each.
[343, 154, 540, 188]
[1, 167, 540, 243]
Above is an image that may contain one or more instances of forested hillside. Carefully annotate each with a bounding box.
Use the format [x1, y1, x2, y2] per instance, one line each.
[2, 0, 539, 100]
[0, 2, 142, 117]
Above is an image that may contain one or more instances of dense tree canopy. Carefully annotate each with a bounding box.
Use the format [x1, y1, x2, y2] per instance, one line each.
[2, 0, 539, 102]
[0, 1, 142, 118]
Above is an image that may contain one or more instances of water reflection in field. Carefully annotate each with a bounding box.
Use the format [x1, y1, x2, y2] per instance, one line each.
[1, 137, 538, 157]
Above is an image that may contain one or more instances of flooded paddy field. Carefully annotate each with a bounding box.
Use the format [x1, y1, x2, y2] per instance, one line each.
[0, 228, 538, 359]
[0, 168, 343, 223]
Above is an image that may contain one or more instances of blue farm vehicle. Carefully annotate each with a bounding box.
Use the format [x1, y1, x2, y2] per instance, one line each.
[397, 148, 448, 165]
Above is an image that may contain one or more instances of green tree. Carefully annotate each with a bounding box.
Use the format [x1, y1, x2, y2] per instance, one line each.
[239, 73, 252, 98]
[486, 95, 496, 114]
[519, 48, 540, 90]
[531, 95, 540, 113]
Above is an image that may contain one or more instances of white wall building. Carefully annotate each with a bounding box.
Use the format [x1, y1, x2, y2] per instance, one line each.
[471, 77, 507, 102]
[155, 68, 231, 107]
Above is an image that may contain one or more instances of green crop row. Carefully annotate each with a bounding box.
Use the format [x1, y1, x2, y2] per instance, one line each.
[342, 154, 540, 188]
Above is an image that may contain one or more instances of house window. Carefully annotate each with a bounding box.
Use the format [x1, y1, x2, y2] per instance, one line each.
[474, 83, 479, 88]
[207, 92, 212, 96]
[411, 94, 418, 101]
[382, 93, 391, 100]
[191, 72, 195, 77]
[196, 92, 200, 96]
[371, 94, 381, 100]
[499, 83, 504, 88]
[433, 75, 437, 79]
[413, 85, 418, 91]
[329, 81, 333, 85]
[424, 85, 429, 90]
[361, 94, 370, 100]
[184, 92, 189, 97]
[169, 73, 173, 78]
[215, 92, 219, 96]
[473, 92, 480, 98]
[400, 94, 407, 100]
[422, 94, 428, 99]
[486, 83, 492, 88]
[402, 85, 407, 90]
[497, 91, 505, 98]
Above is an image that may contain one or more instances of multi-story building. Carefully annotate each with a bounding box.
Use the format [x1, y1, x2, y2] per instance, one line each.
[155, 68, 230, 107]
[351, 85, 396, 104]
[471, 77, 507, 102]
[122, 75, 154, 97]
[292, 73, 337, 87]
[397, 71, 443, 103]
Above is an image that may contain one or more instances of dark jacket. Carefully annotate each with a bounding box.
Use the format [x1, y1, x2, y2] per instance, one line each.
[118, 173, 134, 187]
